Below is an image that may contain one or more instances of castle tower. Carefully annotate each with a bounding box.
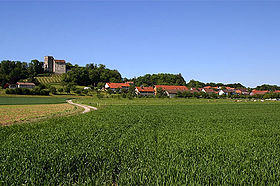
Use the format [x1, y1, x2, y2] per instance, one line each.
[44, 56, 54, 72]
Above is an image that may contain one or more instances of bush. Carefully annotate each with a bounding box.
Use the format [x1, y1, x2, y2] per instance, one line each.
[58, 88, 64, 93]
[64, 87, 71, 94]
[40, 89, 50, 95]
[97, 92, 104, 99]
[22, 88, 31, 95]
[107, 89, 114, 95]
[75, 89, 82, 95]
[5, 88, 49, 95]
[15, 88, 23, 95]
[49, 86, 57, 94]
[5, 89, 15, 94]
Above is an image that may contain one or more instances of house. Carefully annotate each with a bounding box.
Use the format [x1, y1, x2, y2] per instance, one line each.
[204, 86, 212, 89]
[274, 90, 280, 93]
[126, 81, 134, 85]
[9, 84, 17, 89]
[250, 90, 269, 96]
[218, 90, 226, 96]
[218, 89, 236, 96]
[154, 85, 189, 98]
[235, 88, 249, 95]
[189, 88, 200, 93]
[105, 82, 131, 91]
[202, 88, 216, 94]
[225, 87, 235, 90]
[135, 86, 155, 96]
[197, 88, 204, 92]
[16, 82, 35, 89]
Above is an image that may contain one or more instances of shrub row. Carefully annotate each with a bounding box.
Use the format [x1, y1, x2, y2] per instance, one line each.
[5, 88, 50, 95]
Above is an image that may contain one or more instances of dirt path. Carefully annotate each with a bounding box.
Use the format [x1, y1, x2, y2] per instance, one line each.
[67, 100, 97, 114]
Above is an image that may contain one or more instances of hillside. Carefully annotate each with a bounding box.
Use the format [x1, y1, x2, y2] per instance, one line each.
[35, 74, 63, 84]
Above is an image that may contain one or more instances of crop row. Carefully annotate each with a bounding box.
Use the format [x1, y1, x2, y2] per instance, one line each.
[1, 101, 280, 184]
[35, 74, 63, 84]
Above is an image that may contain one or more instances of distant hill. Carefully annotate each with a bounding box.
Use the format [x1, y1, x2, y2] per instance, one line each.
[35, 74, 63, 84]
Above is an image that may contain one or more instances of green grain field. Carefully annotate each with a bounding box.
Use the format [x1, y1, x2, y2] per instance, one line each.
[0, 96, 68, 105]
[1, 98, 280, 184]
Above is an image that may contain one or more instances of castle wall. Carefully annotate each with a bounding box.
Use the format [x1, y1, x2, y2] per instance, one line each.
[54, 62, 66, 74]
[44, 56, 54, 72]
[44, 56, 66, 74]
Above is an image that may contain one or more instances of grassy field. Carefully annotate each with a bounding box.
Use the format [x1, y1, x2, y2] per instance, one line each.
[0, 104, 77, 125]
[1, 98, 280, 184]
[0, 96, 68, 105]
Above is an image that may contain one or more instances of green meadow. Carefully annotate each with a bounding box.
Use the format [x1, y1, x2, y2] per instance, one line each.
[1, 98, 280, 184]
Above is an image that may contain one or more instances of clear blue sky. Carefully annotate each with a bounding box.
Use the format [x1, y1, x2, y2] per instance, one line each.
[1, 1, 280, 87]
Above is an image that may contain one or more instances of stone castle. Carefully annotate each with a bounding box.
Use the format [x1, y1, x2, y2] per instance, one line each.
[44, 56, 66, 74]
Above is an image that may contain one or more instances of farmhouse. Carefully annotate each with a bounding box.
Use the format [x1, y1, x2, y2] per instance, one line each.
[135, 86, 155, 96]
[16, 82, 35, 89]
[202, 88, 216, 94]
[218, 89, 236, 96]
[189, 88, 199, 93]
[105, 82, 131, 91]
[235, 88, 250, 95]
[154, 85, 189, 98]
[250, 90, 269, 96]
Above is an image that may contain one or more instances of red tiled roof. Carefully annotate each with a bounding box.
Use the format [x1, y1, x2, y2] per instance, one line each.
[190, 89, 199, 93]
[54, 60, 66, 63]
[136, 87, 155, 92]
[274, 90, 280, 93]
[190, 88, 199, 92]
[16, 82, 35, 86]
[251, 90, 269, 95]
[204, 86, 212, 89]
[155, 85, 189, 92]
[126, 81, 134, 84]
[106, 83, 130, 89]
[226, 87, 234, 90]
[203, 88, 216, 93]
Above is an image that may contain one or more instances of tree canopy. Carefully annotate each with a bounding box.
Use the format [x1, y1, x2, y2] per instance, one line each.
[129, 73, 186, 87]
[61, 64, 122, 87]
[255, 84, 280, 91]
[186, 80, 246, 89]
[0, 60, 43, 87]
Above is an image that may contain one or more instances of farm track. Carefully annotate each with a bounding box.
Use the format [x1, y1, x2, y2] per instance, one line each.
[67, 100, 97, 113]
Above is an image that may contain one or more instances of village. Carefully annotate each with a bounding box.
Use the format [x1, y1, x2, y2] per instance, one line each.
[1, 56, 280, 99]
[105, 82, 280, 98]
[4, 80, 280, 99]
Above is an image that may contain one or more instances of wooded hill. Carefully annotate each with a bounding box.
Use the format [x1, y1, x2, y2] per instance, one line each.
[1, 60, 279, 90]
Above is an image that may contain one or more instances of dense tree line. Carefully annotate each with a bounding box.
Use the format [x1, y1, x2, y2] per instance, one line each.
[0, 60, 43, 87]
[128, 73, 186, 87]
[255, 84, 280, 91]
[61, 64, 122, 87]
[186, 79, 246, 89]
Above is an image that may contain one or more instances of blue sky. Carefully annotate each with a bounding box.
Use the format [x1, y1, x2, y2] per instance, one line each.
[0, 1, 279, 87]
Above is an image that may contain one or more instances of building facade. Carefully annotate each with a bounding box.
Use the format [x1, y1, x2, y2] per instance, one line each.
[16, 82, 35, 89]
[44, 56, 66, 74]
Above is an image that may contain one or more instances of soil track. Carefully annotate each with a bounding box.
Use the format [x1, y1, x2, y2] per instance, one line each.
[67, 100, 97, 114]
